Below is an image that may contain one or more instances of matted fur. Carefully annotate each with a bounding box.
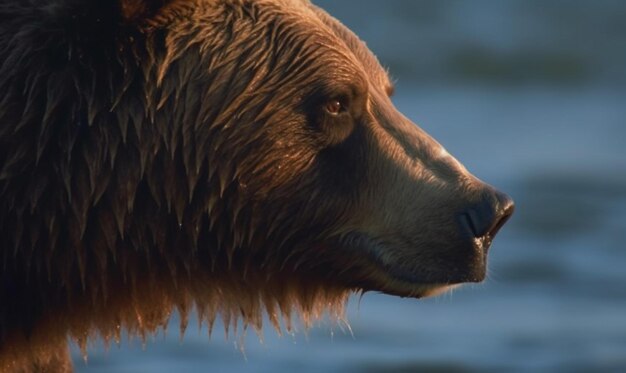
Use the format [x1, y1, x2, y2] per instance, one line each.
[0, 1, 363, 371]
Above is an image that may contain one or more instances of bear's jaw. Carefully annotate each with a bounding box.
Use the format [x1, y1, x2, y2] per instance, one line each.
[364, 268, 466, 299]
[329, 232, 485, 298]
[381, 283, 462, 299]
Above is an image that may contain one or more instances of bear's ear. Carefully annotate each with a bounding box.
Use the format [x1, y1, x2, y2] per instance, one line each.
[118, 0, 172, 24]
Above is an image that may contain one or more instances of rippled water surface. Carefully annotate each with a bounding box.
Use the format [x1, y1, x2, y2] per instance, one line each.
[72, 1, 626, 372]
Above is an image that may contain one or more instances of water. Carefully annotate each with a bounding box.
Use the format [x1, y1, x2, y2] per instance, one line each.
[72, 1, 626, 372]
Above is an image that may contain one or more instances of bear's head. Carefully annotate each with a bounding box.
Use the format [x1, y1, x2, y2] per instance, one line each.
[145, 0, 514, 299]
[0, 0, 513, 368]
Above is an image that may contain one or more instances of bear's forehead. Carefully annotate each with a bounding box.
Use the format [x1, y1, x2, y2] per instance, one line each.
[303, 1, 394, 94]
[230, 0, 393, 94]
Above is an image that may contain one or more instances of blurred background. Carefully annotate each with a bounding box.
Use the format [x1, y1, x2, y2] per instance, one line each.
[73, 1, 626, 372]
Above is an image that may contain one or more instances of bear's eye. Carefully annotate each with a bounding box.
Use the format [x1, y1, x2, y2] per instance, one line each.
[324, 100, 346, 116]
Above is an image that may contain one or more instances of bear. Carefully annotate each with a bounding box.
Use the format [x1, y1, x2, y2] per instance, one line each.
[0, 0, 514, 371]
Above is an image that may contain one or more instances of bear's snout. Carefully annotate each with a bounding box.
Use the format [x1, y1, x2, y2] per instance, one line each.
[458, 188, 515, 251]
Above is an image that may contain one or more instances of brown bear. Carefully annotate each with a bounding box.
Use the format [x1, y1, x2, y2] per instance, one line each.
[0, 0, 514, 371]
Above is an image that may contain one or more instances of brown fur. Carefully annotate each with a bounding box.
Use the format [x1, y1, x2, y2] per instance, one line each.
[0, 0, 512, 371]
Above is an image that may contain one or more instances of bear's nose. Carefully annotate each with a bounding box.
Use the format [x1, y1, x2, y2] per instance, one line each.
[461, 190, 514, 243]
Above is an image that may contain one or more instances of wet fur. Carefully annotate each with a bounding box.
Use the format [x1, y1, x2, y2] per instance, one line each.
[0, 1, 363, 371]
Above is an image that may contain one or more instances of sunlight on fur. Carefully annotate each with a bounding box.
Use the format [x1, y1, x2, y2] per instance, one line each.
[0, 275, 352, 372]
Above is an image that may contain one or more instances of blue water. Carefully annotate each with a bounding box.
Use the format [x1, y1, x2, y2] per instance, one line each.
[72, 1, 626, 372]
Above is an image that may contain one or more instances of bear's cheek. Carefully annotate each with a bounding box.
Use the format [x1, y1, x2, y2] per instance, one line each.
[233, 142, 317, 197]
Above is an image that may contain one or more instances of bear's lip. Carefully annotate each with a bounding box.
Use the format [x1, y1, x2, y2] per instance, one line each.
[331, 232, 476, 298]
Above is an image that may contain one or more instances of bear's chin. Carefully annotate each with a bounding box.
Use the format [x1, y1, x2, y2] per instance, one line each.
[345, 263, 468, 299]
[326, 232, 486, 298]
[363, 278, 463, 299]
[387, 284, 461, 299]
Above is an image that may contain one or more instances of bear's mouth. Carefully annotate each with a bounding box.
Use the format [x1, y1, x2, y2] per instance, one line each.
[330, 232, 471, 298]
